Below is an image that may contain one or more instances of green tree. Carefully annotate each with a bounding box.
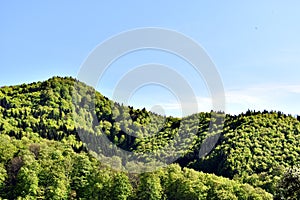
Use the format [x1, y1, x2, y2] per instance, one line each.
[275, 165, 300, 200]
[15, 153, 40, 199]
[111, 172, 132, 200]
[0, 164, 7, 194]
[136, 173, 163, 200]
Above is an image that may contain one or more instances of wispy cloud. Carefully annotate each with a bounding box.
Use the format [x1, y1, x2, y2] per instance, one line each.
[150, 97, 212, 117]
[225, 83, 300, 115]
[162, 83, 300, 116]
[126, 83, 300, 117]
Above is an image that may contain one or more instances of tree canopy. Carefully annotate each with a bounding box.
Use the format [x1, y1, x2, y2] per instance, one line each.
[0, 76, 299, 199]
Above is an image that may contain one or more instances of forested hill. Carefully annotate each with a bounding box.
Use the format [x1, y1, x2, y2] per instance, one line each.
[0, 76, 299, 199]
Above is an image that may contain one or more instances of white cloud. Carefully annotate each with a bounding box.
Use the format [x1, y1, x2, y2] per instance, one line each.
[277, 85, 300, 94]
[127, 83, 300, 117]
[224, 83, 300, 115]
[152, 97, 212, 117]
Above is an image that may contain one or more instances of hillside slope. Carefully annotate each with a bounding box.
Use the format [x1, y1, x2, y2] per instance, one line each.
[0, 76, 299, 198]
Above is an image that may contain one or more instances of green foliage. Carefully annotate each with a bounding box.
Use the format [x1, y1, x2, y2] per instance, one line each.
[0, 134, 134, 199]
[0, 164, 6, 191]
[275, 165, 300, 200]
[0, 77, 298, 199]
[136, 173, 163, 200]
[111, 173, 132, 200]
[155, 164, 272, 200]
[193, 111, 300, 194]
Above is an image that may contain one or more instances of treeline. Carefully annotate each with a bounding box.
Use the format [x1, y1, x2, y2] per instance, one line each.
[0, 76, 299, 199]
[0, 134, 273, 199]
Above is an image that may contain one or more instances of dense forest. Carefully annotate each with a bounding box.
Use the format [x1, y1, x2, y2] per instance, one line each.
[0, 76, 299, 199]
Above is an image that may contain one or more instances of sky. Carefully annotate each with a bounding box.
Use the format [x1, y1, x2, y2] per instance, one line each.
[0, 1, 300, 117]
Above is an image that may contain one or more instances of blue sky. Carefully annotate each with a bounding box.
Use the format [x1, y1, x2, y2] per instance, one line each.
[1, 1, 300, 116]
